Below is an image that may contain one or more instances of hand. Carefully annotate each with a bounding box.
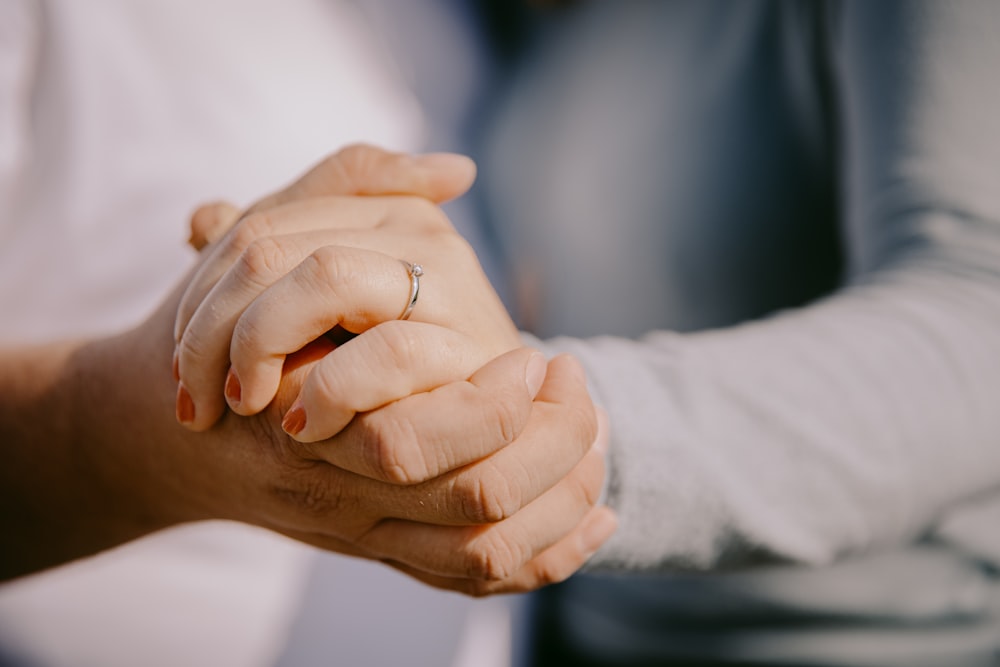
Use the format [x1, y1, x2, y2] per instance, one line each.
[159, 145, 613, 593]
[173, 145, 520, 436]
[0, 144, 617, 592]
[73, 300, 613, 593]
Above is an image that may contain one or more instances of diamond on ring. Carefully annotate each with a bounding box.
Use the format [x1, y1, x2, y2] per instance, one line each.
[398, 260, 423, 320]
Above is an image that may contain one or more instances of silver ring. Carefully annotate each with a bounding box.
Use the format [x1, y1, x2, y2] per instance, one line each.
[398, 260, 423, 320]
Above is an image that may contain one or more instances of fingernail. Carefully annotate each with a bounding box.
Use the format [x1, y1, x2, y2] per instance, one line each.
[525, 351, 547, 399]
[593, 407, 609, 455]
[224, 369, 242, 406]
[171, 348, 180, 382]
[176, 384, 195, 424]
[580, 509, 618, 556]
[282, 402, 307, 436]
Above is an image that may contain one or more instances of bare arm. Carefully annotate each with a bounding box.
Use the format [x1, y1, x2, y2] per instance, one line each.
[0, 146, 616, 594]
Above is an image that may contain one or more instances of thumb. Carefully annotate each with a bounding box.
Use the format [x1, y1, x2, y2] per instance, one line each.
[249, 143, 477, 215]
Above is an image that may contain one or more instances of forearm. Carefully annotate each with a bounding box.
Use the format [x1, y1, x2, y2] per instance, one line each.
[0, 333, 188, 580]
[529, 252, 1000, 572]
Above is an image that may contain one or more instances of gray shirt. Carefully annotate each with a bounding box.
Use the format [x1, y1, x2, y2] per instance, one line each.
[477, 1, 1000, 664]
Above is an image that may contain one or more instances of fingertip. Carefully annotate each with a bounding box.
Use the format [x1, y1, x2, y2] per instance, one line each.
[286, 384, 353, 443]
[188, 201, 241, 251]
[175, 383, 195, 426]
[172, 321, 185, 346]
[223, 368, 242, 409]
[551, 353, 587, 383]
[174, 384, 224, 432]
[413, 152, 477, 202]
[578, 506, 618, 557]
[226, 358, 285, 416]
[593, 407, 609, 455]
[282, 400, 307, 438]
[524, 351, 547, 399]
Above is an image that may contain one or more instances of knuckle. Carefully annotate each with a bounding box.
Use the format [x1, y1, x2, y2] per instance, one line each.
[307, 362, 348, 408]
[367, 321, 423, 369]
[236, 237, 289, 286]
[336, 143, 377, 170]
[231, 313, 265, 357]
[359, 413, 431, 484]
[331, 143, 386, 191]
[454, 462, 521, 524]
[464, 532, 523, 581]
[230, 212, 276, 251]
[269, 465, 346, 522]
[488, 387, 529, 448]
[178, 324, 212, 365]
[306, 245, 356, 291]
[340, 144, 415, 188]
[533, 556, 577, 587]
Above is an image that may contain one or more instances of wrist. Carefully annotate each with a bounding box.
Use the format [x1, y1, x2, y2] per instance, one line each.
[0, 336, 186, 579]
[71, 328, 210, 533]
[0, 325, 208, 580]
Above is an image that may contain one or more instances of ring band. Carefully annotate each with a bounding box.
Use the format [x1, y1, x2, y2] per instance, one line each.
[398, 260, 423, 320]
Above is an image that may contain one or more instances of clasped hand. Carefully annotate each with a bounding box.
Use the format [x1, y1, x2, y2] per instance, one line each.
[167, 145, 616, 595]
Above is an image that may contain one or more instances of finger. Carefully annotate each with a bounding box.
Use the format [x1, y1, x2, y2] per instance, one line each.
[176, 143, 473, 364]
[176, 229, 390, 429]
[356, 438, 607, 580]
[247, 144, 477, 216]
[277, 439, 606, 580]
[355, 354, 598, 526]
[188, 201, 241, 251]
[281, 323, 495, 443]
[385, 506, 618, 596]
[257, 354, 599, 536]
[175, 225, 439, 431]
[175, 194, 444, 344]
[222, 247, 437, 418]
[303, 348, 547, 480]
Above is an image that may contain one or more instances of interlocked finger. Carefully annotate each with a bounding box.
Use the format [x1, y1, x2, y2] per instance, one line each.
[356, 439, 607, 580]
[302, 347, 546, 479]
[384, 505, 618, 596]
[279, 322, 496, 443]
[175, 195, 444, 343]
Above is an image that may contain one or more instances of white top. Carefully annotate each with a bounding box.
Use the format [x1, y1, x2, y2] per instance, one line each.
[0, 1, 424, 665]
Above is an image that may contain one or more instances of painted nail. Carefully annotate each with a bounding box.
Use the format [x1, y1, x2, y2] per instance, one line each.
[525, 351, 547, 398]
[224, 369, 242, 406]
[171, 348, 180, 382]
[176, 384, 195, 424]
[282, 402, 307, 436]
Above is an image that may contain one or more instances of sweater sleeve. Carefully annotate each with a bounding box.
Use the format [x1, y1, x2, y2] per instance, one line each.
[529, 0, 1000, 572]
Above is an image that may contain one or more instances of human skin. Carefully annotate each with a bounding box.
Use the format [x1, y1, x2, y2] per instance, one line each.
[0, 146, 616, 594]
[176, 161, 520, 444]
